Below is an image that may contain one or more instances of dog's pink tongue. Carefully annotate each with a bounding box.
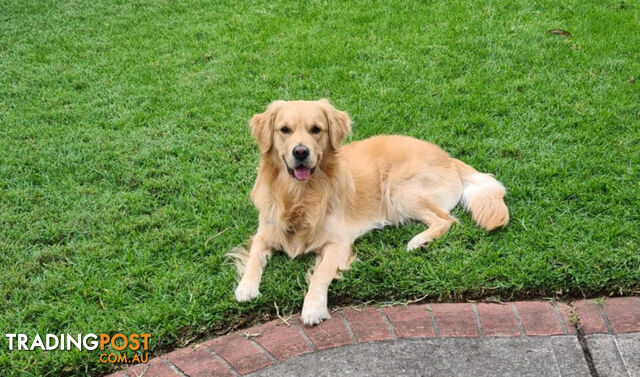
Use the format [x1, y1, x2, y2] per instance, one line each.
[294, 167, 311, 180]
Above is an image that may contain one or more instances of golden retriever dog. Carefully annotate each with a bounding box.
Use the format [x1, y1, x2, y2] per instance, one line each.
[233, 99, 509, 326]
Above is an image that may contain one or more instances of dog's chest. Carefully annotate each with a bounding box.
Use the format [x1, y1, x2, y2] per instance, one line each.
[280, 228, 315, 257]
[283, 212, 321, 256]
[264, 204, 327, 257]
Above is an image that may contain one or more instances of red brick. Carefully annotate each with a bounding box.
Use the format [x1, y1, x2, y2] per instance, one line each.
[430, 303, 479, 337]
[514, 301, 563, 336]
[602, 297, 640, 333]
[252, 320, 312, 361]
[164, 346, 234, 377]
[140, 358, 178, 377]
[476, 303, 520, 336]
[574, 299, 607, 334]
[125, 363, 148, 377]
[382, 305, 435, 338]
[300, 313, 354, 350]
[343, 307, 393, 342]
[204, 333, 273, 375]
[556, 302, 577, 335]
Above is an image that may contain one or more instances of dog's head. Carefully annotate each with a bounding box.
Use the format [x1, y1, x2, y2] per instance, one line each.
[250, 99, 351, 182]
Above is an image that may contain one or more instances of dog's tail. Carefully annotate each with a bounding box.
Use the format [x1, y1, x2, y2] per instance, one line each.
[454, 159, 509, 231]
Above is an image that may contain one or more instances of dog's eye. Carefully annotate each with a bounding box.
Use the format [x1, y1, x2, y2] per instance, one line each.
[310, 126, 322, 134]
[280, 126, 291, 134]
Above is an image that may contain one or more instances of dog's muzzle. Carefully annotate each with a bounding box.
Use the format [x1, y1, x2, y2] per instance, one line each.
[283, 156, 315, 181]
[284, 145, 316, 181]
[286, 163, 315, 181]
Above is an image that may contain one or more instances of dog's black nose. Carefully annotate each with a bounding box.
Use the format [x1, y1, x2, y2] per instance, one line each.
[292, 145, 310, 161]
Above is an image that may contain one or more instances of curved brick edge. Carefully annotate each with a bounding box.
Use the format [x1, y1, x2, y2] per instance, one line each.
[106, 297, 640, 377]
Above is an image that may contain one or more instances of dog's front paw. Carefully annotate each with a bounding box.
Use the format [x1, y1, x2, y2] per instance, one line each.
[235, 281, 260, 302]
[301, 300, 330, 327]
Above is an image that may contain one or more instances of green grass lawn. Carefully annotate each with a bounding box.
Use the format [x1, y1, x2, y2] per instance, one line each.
[1, 0, 639, 375]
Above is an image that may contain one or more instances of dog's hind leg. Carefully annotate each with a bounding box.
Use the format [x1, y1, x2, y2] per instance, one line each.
[301, 242, 353, 326]
[405, 198, 457, 251]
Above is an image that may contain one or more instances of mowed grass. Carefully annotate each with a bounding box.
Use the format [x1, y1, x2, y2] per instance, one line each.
[1, 0, 639, 375]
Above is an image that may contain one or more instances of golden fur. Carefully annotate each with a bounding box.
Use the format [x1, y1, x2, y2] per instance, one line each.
[233, 99, 509, 326]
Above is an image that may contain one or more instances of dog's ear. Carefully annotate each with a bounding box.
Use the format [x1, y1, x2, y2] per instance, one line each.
[320, 99, 351, 150]
[250, 101, 285, 154]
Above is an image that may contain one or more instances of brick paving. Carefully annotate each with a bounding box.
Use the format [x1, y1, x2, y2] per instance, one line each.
[514, 301, 564, 336]
[475, 302, 520, 336]
[299, 314, 353, 350]
[342, 307, 394, 343]
[430, 303, 479, 337]
[382, 304, 435, 338]
[106, 297, 640, 377]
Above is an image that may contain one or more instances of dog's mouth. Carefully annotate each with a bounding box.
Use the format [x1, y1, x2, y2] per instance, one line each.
[284, 158, 316, 181]
[288, 165, 316, 181]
